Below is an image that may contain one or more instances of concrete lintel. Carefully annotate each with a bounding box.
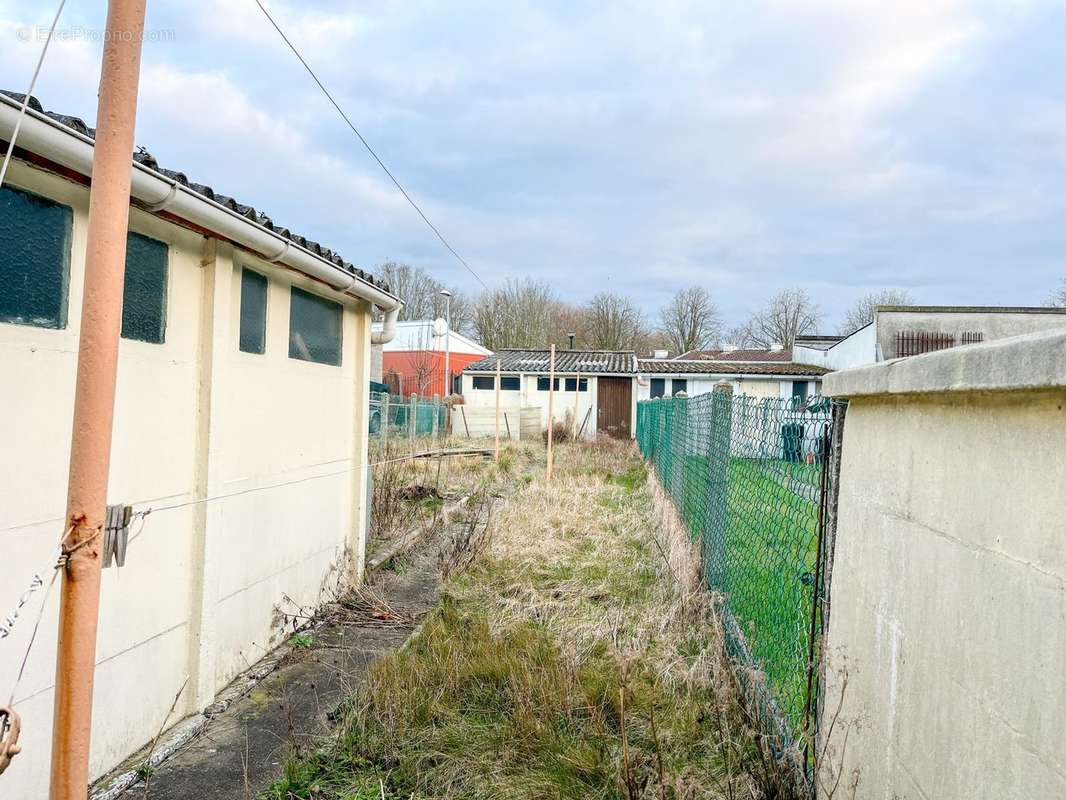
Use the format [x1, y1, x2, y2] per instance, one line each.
[824, 328, 1066, 398]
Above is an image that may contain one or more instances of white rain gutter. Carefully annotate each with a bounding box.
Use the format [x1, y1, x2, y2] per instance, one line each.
[0, 94, 402, 342]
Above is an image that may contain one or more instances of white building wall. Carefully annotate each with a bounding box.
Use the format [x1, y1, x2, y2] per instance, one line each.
[0, 161, 371, 798]
[460, 372, 599, 438]
[634, 375, 814, 402]
[821, 331, 1066, 799]
[794, 323, 878, 371]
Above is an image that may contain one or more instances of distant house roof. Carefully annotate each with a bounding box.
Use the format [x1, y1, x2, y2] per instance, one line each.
[638, 359, 830, 377]
[376, 321, 491, 356]
[464, 349, 637, 375]
[1, 91, 388, 294]
[794, 335, 846, 350]
[675, 348, 795, 362]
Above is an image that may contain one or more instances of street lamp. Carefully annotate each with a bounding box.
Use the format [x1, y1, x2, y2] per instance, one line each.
[439, 289, 452, 396]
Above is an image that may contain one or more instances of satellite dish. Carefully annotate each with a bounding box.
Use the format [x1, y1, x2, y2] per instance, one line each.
[432, 317, 448, 337]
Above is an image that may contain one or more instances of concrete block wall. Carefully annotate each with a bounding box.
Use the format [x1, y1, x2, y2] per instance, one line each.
[0, 161, 372, 798]
[820, 329, 1066, 799]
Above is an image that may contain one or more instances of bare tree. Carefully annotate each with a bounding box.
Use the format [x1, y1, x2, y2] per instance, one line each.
[376, 261, 440, 320]
[431, 289, 475, 337]
[719, 322, 757, 349]
[582, 292, 645, 350]
[375, 260, 474, 335]
[746, 287, 821, 348]
[838, 288, 914, 334]
[473, 278, 563, 350]
[659, 287, 721, 355]
[406, 323, 441, 396]
[550, 302, 588, 348]
[1047, 278, 1066, 307]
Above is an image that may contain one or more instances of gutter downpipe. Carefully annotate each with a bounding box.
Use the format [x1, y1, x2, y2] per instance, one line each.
[371, 305, 399, 345]
[0, 94, 402, 334]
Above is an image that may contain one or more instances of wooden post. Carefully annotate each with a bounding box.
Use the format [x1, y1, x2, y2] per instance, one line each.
[494, 359, 501, 461]
[572, 372, 580, 439]
[546, 344, 556, 481]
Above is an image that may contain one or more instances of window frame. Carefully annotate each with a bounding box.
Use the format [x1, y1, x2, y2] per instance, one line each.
[0, 184, 73, 330]
[288, 285, 343, 366]
[238, 267, 269, 355]
[500, 376, 521, 391]
[650, 377, 666, 398]
[564, 377, 589, 392]
[672, 378, 688, 395]
[472, 375, 495, 390]
[791, 380, 809, 403]
[121, 231, 170, 344]
[536, 376, 561, 392]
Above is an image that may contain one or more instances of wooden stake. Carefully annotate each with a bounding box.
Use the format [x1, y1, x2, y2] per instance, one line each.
[546, 344, 556, 481]
[572, 371, 580, 439]
[495, 359, 501, 460]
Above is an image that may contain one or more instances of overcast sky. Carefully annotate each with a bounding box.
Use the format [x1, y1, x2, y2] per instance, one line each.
[2, 1, 1063, 330]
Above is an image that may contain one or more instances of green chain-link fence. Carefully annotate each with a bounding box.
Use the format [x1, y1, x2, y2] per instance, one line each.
[369, 392, 448, 443]
[637, 388, 841, 770]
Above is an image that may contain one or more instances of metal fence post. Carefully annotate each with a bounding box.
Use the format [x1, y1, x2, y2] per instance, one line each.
[381, 393, 390, 451]
[706, 380, 733, 590]
[409, 393, 418, 446]
[432, 393, 440, 443]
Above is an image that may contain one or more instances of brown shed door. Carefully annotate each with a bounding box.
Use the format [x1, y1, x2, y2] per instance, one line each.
[597, 377, 632, 438]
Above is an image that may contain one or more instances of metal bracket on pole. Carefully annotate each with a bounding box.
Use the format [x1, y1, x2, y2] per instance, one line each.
[102, 504, 133, 568]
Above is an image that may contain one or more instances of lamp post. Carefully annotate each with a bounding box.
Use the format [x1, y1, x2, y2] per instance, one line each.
[439, 289, 452, 396]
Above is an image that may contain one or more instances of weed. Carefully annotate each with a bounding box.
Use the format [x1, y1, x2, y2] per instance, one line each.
[288, 633, 314, 650]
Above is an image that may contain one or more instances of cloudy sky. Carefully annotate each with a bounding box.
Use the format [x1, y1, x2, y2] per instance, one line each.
[2, 0, 1063, 330]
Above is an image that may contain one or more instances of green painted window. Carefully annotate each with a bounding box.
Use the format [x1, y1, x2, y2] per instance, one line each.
[0, 185, 72, 328]
[239, 268, 268, 354]
[500, 376, 521, 391]
[536, 377, 561, 391]
[791, 380, 809, 403]
[289, 286, 342, 365]
[121, 232, 169, 343]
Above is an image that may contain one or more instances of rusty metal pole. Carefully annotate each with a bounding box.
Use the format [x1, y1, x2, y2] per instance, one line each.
[50, 2, 146, 798]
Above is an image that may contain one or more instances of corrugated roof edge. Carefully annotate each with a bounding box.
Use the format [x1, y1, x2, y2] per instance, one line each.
[0, 90, 392, 297]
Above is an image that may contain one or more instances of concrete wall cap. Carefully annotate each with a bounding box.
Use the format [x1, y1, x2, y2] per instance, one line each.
[824, 327, 1066, 398]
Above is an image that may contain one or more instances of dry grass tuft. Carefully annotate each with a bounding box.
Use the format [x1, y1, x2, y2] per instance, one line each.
[268, 440, 777, 800]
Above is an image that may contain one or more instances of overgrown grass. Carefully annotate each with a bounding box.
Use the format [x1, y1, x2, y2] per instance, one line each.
[265, 439, 771, 800]
[653, 452, 819, 734]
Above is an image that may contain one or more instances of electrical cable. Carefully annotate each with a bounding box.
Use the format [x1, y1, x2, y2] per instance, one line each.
[250, 0, 489, 291]
[0, 0, 68, 191]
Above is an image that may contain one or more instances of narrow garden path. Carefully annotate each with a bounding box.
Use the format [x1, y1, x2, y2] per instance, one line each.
[268, 440, 766, 800]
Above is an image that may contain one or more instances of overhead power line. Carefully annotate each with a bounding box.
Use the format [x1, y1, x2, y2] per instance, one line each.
[251, 0, 489, 292]
[0, 0, 68, 191]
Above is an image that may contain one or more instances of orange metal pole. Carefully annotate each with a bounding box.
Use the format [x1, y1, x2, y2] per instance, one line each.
[50, 2, 146, 798]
